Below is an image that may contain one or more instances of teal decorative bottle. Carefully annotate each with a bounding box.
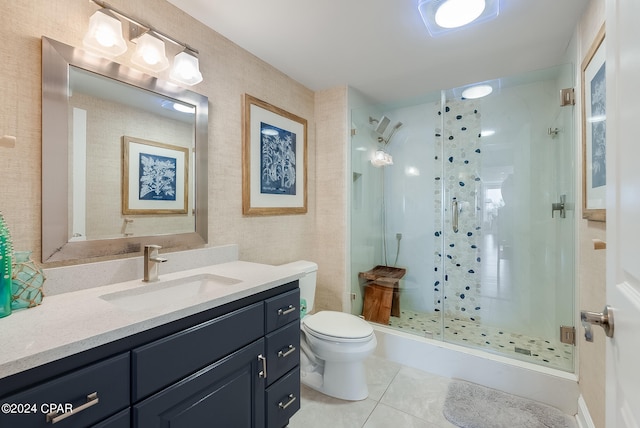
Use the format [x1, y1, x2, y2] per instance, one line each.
[0, 211, 13, 318]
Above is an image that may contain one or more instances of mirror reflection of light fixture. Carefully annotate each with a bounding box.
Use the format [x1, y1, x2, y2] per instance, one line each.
[418, 0, 500, 37]
[131, 32, 170, 72]
[170, 51, 204, 86]
[82, 9, 127, 57]
[160, 100, 195, 114]
[84, 0, 203, 85]
[371, 149, 393, 167]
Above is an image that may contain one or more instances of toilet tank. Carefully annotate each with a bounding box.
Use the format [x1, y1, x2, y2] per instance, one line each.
[281, 260, 317, 313]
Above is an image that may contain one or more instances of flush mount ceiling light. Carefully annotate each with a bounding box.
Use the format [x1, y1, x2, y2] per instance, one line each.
[84, 0, 203, 85]
[418, 0, 500, 37]
[82, 9, 127, 57]
[462, 84, 493, 99]
[131, 32, 170, 72]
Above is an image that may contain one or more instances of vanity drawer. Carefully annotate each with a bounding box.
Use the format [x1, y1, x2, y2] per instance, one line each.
[265, 288, 300, 333]
[265, 367, 300, 428]
[91, 408, 130, 428]
[132, 302, 264, 401]
[0, 353, 130, 428]
[265, 320, 300, 385]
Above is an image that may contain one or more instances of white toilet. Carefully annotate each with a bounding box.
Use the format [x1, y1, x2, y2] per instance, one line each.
[282, 260, 377, 401]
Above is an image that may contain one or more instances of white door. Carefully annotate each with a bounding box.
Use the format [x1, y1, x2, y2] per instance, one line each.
[605, 0, 640, 426]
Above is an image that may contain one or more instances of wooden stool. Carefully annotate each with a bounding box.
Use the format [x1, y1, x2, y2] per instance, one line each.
[359, 266, 406, 323]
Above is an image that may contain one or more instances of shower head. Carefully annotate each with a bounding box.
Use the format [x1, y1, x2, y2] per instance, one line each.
[370, 115, 391, 135]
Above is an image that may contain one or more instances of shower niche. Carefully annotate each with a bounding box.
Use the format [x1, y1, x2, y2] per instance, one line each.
[350, 64, 576, 372]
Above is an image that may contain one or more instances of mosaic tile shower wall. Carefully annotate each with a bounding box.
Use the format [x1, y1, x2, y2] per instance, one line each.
[434, 99, 483, 321]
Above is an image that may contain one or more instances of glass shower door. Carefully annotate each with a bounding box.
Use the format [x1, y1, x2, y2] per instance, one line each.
[439, 65, 575, 371]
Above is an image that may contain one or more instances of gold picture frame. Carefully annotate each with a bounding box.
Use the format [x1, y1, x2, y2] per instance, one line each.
[242, 94, 308, 216]
[122, 136, 189, 215]
[581, 24, 606, 222]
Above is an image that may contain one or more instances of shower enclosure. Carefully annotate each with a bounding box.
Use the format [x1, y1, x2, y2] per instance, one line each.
[350, 64, 575, 372]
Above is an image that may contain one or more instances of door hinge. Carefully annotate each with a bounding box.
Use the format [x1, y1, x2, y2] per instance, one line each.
[351, 293, 356, 300]
[560, 325, 576, 345]
[560, 88, 575, 106]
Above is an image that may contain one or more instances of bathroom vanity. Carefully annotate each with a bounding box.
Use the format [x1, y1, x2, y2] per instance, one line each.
[0, 261, 301, 428]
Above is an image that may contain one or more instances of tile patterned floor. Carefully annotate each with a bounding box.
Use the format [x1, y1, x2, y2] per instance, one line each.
[387, 310, 573, 372]
[289, 355, 576, 428]
[288, 355, 457, 428]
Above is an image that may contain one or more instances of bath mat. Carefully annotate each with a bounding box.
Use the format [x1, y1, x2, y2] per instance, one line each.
[442, 379, 576, 428]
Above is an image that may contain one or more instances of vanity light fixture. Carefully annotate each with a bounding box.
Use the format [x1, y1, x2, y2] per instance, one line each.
[84, 0, 203, 85]
[418, 0, 500, 37]
[131, 32, 170, 72]
[82, 9, 127, 57]
[170, 51, 204, 86]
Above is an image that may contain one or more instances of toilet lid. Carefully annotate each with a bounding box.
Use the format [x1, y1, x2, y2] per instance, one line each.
[303, 311, 373, 340]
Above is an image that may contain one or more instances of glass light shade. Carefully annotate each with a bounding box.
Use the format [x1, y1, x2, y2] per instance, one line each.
[170, 51, 203, 86]
[435, 0, 485, 28]
[372, 150, 393, 167]
[131, 33, 170, 72]
[418, 0, 500, 37]
[462, 84, 493, 99]
[82, 10, 127, 57]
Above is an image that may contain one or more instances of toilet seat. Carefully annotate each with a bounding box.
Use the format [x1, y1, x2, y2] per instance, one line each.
[303, 311, 374, 343]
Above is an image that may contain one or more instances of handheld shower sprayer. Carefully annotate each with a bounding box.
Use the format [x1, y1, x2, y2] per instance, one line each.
[379, 121, 403, 144]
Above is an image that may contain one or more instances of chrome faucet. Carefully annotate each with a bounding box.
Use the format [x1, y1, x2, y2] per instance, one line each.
[143, 245, 168, 282]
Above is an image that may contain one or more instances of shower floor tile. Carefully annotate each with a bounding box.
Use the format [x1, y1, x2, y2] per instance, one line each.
[387, 309, 573, 372]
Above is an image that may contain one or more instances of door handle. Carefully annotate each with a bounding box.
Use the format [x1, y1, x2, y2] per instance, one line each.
[580, 305, 614, 342]
[451, 198, 459, 233]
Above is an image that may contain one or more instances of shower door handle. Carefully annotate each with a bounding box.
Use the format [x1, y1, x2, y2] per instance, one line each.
[452, 198, 459, 233]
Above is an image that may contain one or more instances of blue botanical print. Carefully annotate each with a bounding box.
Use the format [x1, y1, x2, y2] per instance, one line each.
[591, 62, 606, 188]
[139, 153, 177, 201]
[260, 122, 297, 195]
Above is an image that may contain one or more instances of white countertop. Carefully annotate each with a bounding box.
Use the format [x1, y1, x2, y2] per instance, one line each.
[0, 261, 302, 379]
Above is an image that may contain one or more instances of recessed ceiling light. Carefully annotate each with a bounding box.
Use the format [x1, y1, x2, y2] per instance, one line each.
[435, 0, 486, 29]
[418, 0, 500, 37]
[480, 129, 495, 137]
[462, 84, 493, 99]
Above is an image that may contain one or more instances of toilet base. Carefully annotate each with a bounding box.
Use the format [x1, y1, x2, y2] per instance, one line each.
[300, 360, 369, 401]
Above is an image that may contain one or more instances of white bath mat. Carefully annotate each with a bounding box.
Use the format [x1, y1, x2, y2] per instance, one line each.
[443, 379, 577, 428]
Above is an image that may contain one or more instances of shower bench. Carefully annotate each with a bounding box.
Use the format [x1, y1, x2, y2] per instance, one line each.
[359, 265, 406, 324]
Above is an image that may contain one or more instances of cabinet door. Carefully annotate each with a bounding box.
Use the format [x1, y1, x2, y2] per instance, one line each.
[134, 339, 265, 428]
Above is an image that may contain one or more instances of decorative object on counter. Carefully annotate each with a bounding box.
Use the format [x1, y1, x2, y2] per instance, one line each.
[11, 251, 45, 310]
[242, 94, 308, 216]
[0, 211, 13, 318]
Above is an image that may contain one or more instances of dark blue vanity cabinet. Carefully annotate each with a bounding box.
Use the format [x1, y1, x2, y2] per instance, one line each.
[0, 281, 300, 428]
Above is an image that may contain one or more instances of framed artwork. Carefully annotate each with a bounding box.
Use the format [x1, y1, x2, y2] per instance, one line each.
[122, 136, 189, 215]
[581, 24, 606, 222]
[242, 94, 308, 215]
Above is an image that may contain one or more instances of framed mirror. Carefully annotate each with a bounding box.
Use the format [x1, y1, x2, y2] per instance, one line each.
[42, 37, 208, 263]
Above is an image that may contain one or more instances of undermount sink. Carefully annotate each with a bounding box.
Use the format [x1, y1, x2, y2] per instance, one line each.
[99, 273, 242, 311]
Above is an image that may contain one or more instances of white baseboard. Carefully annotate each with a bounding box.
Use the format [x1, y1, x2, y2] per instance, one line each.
[576, 395, 596, 428]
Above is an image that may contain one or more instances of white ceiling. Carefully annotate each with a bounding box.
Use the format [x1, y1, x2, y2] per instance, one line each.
[166, 0, 590, 104]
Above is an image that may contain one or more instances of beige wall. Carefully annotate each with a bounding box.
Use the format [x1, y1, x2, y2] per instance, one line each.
[576, 1, 606, 427]
[313, 86, 349, 312]
[1, 0, 321, 269]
